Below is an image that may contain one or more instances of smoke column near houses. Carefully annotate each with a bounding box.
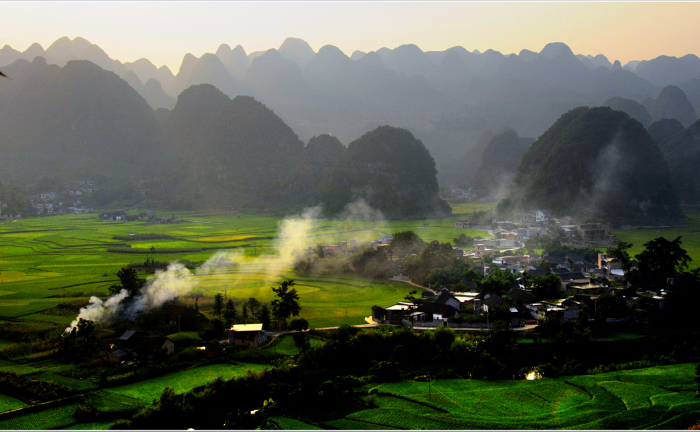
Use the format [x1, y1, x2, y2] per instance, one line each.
[65, 199, 388, 331]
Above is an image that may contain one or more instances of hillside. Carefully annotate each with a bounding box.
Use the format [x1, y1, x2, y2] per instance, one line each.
[470, 129, 533, 198]
[320, 126, 450, 218]
[506, 106, 683, 224]
[166, 84, 308, 210]
[0, 58, 170, 184]
[5, 36, 694, 187]
[658, 119, 700, 204]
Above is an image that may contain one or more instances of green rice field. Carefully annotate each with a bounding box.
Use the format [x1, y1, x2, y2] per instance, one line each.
[263, 333, 326, 355]
[612, 210, 700, 264]
[98, 362, 268, 403]
[2, 208, 700, 332]
[2, 212, 474, 329]
[305, 363, 700, 430]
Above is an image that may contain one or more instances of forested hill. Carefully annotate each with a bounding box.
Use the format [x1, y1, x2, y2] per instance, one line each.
[504, 106, 684, 225]
[0, 59, 171, 184]
[319, 126, 450, 219]
[0, 62, 448, 218]
[470, 129, 534, 199]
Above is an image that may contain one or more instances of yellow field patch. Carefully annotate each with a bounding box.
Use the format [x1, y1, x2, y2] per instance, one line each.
[193, 235, 257, 242]
[0, 272, 27, 282]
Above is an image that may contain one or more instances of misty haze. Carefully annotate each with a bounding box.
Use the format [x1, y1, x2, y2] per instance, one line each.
[1, 2, 700, 430]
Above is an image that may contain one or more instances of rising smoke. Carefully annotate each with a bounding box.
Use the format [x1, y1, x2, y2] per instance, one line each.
[66, 199, 387, 331]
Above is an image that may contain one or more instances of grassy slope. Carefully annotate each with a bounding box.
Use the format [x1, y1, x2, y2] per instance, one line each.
[99, 362, 269, 403]
[263, 334, 325, 356]
[315, 363, 700, 430]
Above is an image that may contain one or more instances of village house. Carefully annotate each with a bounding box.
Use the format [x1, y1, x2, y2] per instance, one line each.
[228, 323, 268, 347]
[454, 219, 471, 229]
[99, 211, 128, 222]
[103, 349, 134, 364]
[576, 223, 611, 243]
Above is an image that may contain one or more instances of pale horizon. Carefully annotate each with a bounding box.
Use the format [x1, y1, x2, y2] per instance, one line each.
[3, 2, 700, 73]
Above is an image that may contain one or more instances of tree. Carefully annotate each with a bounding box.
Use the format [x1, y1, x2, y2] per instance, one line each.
[350, 248, 389, 277]
[315, 244, 325, 259]
[537, 260, 554, 273]
[595, 290, 629, 320]
[247, 297, 261, 316]
[224, 300, 237, 328]
[631, 236, 692, 286]
[292, 332, 310, 354]
[288, 318, 309, 332]
[606, 240, 633, 272]
[110, 267, 144, 297]
[257, 305, 271, 330]
[527, 275, 563, 301]
[452, 233, 474, 248]
[271, 279, 301, 328]
[241, 303, 248, 323]
[390, 231, 426, 258]
[403, 290, 423, 327]
[213, 293, 224, 320]
[59, 318, 98, 360]
[478, 266, 517, 295]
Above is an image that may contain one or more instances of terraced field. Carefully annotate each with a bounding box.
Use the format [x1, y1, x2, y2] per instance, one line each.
[100, 362, 269, 403]
[1, 212, 454, 329]
[299, 363, 700, 430]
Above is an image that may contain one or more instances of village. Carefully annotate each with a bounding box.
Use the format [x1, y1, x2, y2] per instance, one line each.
[361, 209, 667, 332]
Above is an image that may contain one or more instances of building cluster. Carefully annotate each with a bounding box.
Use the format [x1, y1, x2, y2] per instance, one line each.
[455, 209, 612, 260]
[374, 213, 664, 329]
[306, 235, 395, 258]
[98, 211, 179, 224]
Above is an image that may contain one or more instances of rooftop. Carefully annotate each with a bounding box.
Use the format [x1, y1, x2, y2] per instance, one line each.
[229, 323, 263, 332]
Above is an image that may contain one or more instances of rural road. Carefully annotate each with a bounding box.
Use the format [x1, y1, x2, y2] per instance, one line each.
[257, 319, 538, 349]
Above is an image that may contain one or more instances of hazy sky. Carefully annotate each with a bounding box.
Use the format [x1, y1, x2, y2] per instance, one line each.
[4, 2, 700, 73]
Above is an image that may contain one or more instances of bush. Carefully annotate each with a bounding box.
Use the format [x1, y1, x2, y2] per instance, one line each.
[74, 404, 99, 422]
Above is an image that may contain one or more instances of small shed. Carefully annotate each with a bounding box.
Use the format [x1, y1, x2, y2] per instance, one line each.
[104, 348, 134, 364]
[228, 323, 264, 347]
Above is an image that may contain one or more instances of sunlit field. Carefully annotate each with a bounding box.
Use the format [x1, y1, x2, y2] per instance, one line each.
[3, 207, 700, 331]
[0, 211, 466, 329]
[300, 363, 700, 430]
[612, 209, 700, 264]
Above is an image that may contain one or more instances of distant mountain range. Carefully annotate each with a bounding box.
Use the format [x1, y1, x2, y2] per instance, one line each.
[2, 37, 699, 187]
[1, 36, 700, 219]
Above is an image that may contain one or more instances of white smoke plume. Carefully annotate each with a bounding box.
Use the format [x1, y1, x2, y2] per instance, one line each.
[66, 262, 201, 332]
[65, 200, 388, 331]
[122, 262, 198, 319]
[66, 289, 129, 332]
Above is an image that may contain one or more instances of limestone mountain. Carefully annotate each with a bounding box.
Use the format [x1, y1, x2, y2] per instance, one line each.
[679, 78, 700, 115]
[278, 38, 316, 68]
[656, 119, 700, 204]
[215, 44, 249, 79]
[166, 84, 307, 209]
[648, 119, 685, 148]
[143, 78, 175, 110]
[242, 49, 308, 104]
[304, 134, 347, 193]
[470, 129, 534, 198]
[603, 96, 652, 127]
[650, 85, 698, 127]
[320, 126, 450, 218]
[635, 54, 700, 88]
[506, 107, 682, 224]
[184, 53, 246, 98]
[0, 59, 169, 184]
